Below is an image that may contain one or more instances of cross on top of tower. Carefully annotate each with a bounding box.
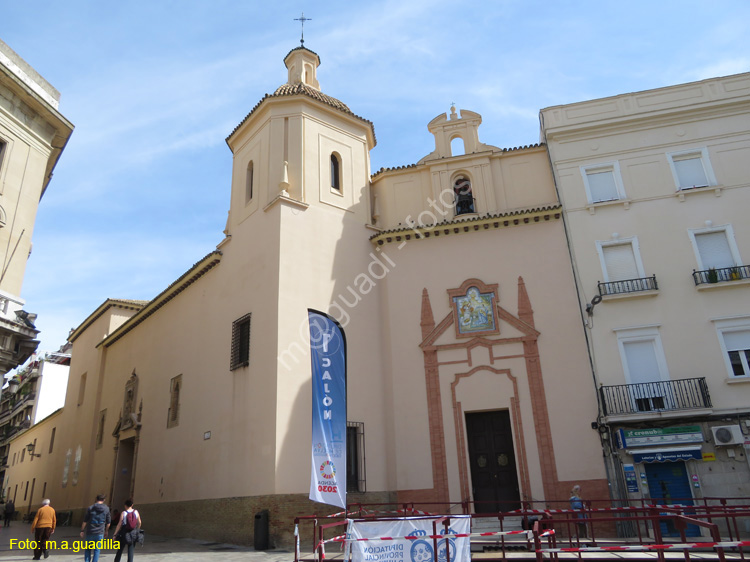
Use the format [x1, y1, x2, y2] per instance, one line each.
[294, 12, 312, 46]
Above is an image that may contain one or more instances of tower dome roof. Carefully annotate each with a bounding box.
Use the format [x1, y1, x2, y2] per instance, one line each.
[226, 46, 376, 147]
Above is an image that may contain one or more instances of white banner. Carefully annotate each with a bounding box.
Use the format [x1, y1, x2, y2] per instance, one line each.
[347, 516, 471, 562]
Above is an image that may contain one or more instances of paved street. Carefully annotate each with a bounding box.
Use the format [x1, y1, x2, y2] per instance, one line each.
[0, 523, 294, 562]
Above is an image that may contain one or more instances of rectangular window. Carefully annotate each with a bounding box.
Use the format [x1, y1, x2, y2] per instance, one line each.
[230, 314, 251, 370]
[95, 411, 106, 449]
[724, 330, 750, 377]
[581, 162, 624, 203]
[346, 421, 366, 492]
[77, 373, 87, 407]
[616, 327, 670, 412]
[49, 427, 56, 454]
[693, 229, 737, 270]
[715, 318, 750, 379]
[688, 226, 745, 284]
[23, 481, 28, 501]
[603, 244, 639, 281]
[167, 375, 182, 428]
[596, 238, 653, 295]
[20, 448, 24, 463]
[667, 148, 716, 190]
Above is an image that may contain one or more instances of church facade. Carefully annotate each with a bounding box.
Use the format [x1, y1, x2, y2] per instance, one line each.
[5, 47, 749, 547]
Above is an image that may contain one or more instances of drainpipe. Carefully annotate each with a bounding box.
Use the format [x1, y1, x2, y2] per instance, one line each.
[538, 111, 625, 509]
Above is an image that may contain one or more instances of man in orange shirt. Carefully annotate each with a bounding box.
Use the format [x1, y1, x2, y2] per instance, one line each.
[30, 499, 56, 560]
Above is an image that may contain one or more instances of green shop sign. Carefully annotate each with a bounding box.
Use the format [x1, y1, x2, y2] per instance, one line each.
[618, 426, 703, 448]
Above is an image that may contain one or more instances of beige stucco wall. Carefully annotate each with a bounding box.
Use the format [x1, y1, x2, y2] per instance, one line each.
[543, 73, 750, 413]
[373, 139, 606, 506]
[4, 410, 62, 515]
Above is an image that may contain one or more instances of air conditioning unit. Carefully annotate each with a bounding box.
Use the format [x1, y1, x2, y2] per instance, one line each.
[711, 425, 744, 446]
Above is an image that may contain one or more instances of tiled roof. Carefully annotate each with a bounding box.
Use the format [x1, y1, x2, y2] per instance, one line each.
[274, 82, 351, 111]
[283, 45, 320, 62]
[370, 143, 545, 179]
[369, 203, 562, 243]
[226, 83, 376, 145]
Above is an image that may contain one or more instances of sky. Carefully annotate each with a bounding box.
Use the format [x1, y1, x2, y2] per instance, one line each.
[2, 0, 749, 358]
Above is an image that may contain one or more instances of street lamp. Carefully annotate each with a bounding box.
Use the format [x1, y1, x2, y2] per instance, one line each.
[26, 443, 40, 458]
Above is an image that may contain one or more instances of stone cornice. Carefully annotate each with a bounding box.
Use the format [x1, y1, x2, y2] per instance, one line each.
[541, 73, 750, 140]
[369, 204, 562, 246]
[68, 299, 149, 343]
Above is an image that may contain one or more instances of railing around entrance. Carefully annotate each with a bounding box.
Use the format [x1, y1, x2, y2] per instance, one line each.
[294, 498, 750, 562]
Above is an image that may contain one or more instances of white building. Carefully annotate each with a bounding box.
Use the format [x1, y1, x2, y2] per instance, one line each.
[541, 73, 750, 535]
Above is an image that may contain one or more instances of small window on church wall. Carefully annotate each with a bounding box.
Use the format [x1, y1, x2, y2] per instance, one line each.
[77, 373, 87, 406]
[230, 313, 251, 370]
[451, 137, 465, 156]
[95, 410, 106, 449]
[330, 153, 341, 191]
[167, 375, 182, 428]
[246, 161, 254, 203]
[454, 177, 475, 215]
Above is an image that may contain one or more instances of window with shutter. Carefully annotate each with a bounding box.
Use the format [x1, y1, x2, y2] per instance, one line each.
[694, 231, 735, 270]
[667, 148, 716, 190]
[617, 328, 670, 412]
[603, 244, 639, 281]
[587, 169, 619, 202]
[673, 155, 708, 188]
[581, 162, 624, 203]
[230, 314, 251, 370]
[596, 238, 653, 294]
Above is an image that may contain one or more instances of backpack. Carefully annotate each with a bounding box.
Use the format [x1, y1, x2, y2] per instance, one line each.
[123, 510, 138, 531]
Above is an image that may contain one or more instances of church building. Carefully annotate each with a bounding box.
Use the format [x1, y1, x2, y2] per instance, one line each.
[3, 46, 610, 547]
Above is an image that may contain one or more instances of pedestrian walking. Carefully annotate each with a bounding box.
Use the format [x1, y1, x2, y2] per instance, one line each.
[30, 499, 55, 560]
[113, 499, 142, 562]
[3, 499, 14, 527]
[80, 494, 111, 562]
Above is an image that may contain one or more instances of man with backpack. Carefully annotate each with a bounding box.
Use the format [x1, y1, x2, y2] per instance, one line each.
[80, 494, 111, 562]
[113, 499, 142, 562]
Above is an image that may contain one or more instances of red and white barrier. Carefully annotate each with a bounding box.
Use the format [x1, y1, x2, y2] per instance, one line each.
[538, 540, 750, 554]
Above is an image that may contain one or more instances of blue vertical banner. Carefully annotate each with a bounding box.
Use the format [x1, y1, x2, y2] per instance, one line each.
[308, 309, 347, 509]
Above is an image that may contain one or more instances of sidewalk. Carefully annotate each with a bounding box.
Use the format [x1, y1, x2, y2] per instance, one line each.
[0, 522, 293, 561]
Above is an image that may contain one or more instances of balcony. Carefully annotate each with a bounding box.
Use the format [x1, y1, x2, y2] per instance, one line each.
[598, 275, 658, 296]
[600, 377, 712, 416]
[693, 264, 750, 285]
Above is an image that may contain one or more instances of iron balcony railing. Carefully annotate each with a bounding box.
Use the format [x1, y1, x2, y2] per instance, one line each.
[600, 377, 711, 416]
[693, 264, 750, 285]
[598, 275, 658, 296]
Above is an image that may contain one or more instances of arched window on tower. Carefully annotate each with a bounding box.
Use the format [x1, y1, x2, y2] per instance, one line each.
[454, 176, 475, 215]
[330, 153, 341, 191]
[246, 161, 254, 203]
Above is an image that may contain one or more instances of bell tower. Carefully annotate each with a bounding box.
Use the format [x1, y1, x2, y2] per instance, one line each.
[284, 47, 320, 90]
